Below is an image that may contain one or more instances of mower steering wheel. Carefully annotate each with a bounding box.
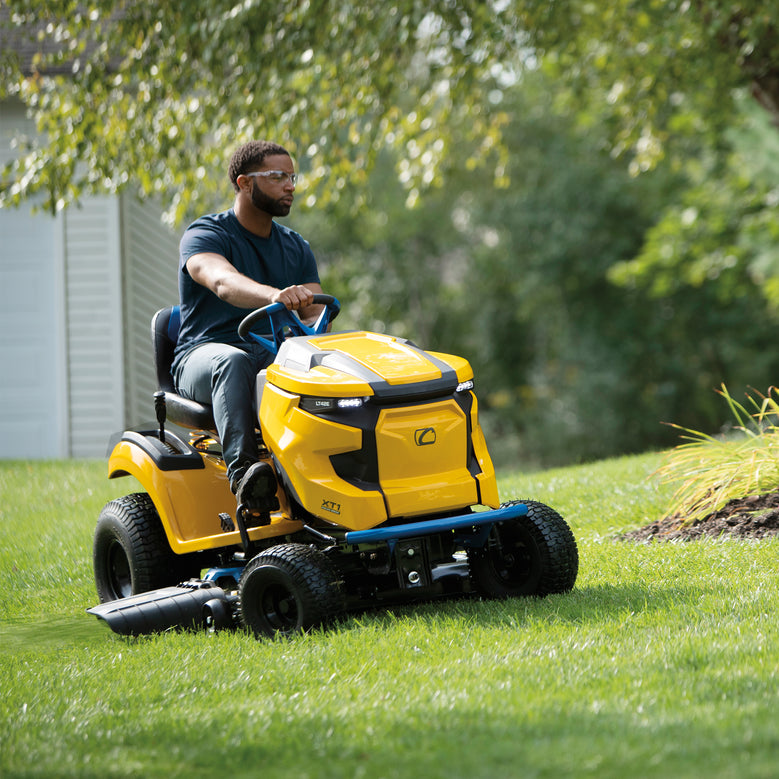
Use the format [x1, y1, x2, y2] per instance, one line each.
[238, 294, 340, 356]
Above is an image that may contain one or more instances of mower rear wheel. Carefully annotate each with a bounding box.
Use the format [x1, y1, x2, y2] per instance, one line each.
[238, 543, 344, 638]
[93, 492, 199, 602]
[468, 500, 578, 598]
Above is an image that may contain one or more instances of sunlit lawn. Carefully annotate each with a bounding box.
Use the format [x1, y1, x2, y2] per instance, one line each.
[1, 455, 777, 778]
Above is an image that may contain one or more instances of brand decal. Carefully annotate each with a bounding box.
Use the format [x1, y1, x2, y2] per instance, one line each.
[321, 500, 341, 515]
[414, 427, 437, 446]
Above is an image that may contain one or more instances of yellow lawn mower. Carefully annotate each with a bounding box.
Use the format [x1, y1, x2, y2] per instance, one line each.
[88, 295, 578, 638]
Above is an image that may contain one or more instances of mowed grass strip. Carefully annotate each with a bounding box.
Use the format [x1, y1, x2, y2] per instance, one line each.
[1, 455, 777, 778]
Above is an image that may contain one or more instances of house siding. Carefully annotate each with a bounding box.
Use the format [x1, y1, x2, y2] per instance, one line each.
[62, 194, 182, 455]
[1, 97, 183, 458]
[62, 197, 125, 456]
[0, 98, 68, 457]
[120, 196, 181, 429]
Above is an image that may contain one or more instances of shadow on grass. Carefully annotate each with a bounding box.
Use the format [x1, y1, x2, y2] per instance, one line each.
[335, 580, 704, 634]
[0, 580, 704, 655]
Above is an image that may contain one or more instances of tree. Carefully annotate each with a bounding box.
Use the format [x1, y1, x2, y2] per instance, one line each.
[1, 1, 777, 223]
[4, 1, 778, 467]
[609, 95, 779, 311]
[0, 1, 518, 222]
[522, 1, 779, 166]
[301, 71, 779, 467]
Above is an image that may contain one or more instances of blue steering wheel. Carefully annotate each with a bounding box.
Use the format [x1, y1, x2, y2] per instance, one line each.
[237, 294, 340, 356]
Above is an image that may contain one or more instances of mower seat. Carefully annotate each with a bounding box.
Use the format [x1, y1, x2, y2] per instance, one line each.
[151, 306, 216, 432]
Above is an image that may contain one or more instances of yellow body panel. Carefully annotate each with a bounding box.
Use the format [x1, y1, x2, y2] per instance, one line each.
[469, 393, 500, 508]
[267, 337, 475, 399]
[111, 330, 499, 547]
[267, 363, 373, 397]
[377, 400, 479, 517]
[427, 351, 474, 383]
[108, 440, 302, 553]
[260, 383, 389, 531]
[261, 378, 500, 528]
[305, 332, 447, 386]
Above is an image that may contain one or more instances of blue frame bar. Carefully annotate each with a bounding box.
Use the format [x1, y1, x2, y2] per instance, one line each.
[344, 503, 528, 545]
[203, 567, 245, 586]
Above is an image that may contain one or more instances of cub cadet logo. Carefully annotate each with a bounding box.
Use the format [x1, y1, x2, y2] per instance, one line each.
[414, 427, 436, 446]
[321, 500, 341, 515]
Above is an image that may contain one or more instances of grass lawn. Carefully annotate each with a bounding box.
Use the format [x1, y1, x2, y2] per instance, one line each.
[1, 454, 777, 778]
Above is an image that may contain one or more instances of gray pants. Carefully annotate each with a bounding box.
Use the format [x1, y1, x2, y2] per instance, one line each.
[174, 342, 272, 488]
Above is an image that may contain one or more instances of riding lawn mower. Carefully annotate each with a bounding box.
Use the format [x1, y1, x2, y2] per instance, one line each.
[87, 295, 578, 638]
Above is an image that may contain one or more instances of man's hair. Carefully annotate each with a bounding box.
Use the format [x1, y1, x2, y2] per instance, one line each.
[228, 140, 290, 191]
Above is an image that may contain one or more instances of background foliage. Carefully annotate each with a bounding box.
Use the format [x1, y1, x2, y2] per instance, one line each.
[2, 1, 778, 467]
[305, 75, 779, 466]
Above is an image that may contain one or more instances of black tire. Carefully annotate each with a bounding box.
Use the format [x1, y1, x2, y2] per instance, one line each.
[93, 492, 199, 602]
[468, 500, 578, 598]
[238, 543, 344, 638]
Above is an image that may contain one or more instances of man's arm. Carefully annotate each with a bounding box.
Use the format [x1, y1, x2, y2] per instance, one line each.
[186, 252, 323, 320]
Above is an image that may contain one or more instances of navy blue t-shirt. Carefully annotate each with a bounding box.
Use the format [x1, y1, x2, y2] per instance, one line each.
[173, 209, 319, 368]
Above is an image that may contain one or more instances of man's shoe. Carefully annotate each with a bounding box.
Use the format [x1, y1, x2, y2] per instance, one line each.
[235, 461, 278, 512]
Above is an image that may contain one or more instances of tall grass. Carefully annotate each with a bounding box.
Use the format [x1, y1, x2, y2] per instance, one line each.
[2, 455, 778, 778]
[656, 385, 779, 523]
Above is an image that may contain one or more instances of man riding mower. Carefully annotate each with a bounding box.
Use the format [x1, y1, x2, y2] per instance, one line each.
[88, 296, 578, 638]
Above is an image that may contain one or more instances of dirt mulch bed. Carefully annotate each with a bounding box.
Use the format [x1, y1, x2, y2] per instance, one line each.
[622, 491, 779, 542]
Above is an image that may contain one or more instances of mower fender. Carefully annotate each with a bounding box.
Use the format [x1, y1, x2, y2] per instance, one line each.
[107, 432, 301, 553]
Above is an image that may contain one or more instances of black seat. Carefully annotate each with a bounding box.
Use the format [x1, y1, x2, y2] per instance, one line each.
[151, 306, 217, 432]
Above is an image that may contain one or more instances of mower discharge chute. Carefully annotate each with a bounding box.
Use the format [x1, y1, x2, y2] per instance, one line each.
[88, 296, 578, 637]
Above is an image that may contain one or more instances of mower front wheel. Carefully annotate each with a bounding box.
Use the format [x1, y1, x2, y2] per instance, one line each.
[238, 543, 344, 638]
[468, 500, 578, 598]
[93, 492, 199, 602]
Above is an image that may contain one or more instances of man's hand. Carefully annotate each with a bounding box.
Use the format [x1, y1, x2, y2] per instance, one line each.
[272, 285, 315, 310]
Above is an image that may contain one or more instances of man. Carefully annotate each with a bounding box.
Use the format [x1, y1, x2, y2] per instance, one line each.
[172, 140, 324, 512]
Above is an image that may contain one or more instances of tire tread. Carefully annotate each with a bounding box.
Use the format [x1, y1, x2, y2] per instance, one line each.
[238, 543, 344, 636]
[468, 499, 578, 598]
[94, 492, 188, 600]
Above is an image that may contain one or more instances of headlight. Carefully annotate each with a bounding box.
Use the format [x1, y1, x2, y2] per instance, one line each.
[336, 397, 366, 409]
[299, 396, 370, 414]
[456, 380, 474, 393]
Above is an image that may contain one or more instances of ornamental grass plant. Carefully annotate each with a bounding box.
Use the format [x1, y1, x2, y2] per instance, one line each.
[655, 385, 779, 524]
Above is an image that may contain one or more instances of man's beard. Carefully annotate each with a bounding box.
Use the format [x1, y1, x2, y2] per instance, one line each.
[251, 181, 291, 217]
